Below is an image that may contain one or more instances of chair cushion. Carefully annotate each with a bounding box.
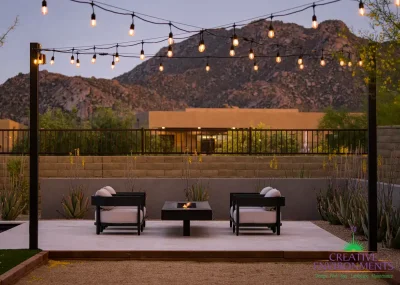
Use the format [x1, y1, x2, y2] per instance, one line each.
[233, 208, 282, 224]
[118, 206, 147, 217]
[260, 187, 273, 195]
[265, 189, 281, 197]
[95, 207, 143, 224]
[103, 186, 116, 195]
[95, 188, 114, 210]
[230, 206, 263, 218]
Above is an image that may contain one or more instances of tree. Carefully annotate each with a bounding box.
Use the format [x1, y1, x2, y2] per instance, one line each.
[0, 17, 18, 48]
[318, 107, 367, 129]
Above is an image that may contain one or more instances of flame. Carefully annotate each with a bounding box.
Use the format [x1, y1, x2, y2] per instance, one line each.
[183, 202, 191, 209]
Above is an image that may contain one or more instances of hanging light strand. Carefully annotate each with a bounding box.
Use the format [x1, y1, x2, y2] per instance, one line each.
[92, 46, 97, 63]
[198, 30, 206, 53]
[42, 0, 48, 15]
[312, 3, 318, 29]
[268, 15, 275, 39]
[129, 13, 135, 36]
[91, 1, 97, 27]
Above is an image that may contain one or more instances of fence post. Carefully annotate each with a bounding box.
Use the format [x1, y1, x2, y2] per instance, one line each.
[248, 127, 252, 155]
[141, 128, 145, 155]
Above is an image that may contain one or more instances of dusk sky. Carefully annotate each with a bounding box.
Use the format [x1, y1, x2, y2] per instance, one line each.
[0, 0, 371, 84]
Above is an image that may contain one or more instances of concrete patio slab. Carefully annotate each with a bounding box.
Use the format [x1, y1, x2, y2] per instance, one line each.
[0, 220, 347, 252]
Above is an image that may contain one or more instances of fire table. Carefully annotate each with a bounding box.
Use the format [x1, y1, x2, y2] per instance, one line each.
[161, 201, 213, 236]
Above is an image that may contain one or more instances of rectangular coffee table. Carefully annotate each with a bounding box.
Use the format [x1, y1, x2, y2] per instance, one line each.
[161, 201, 213, 236]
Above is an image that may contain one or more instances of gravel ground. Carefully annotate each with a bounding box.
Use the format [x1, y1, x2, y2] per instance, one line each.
[313, 220, 400, 269]
[17, 260, 389, 285]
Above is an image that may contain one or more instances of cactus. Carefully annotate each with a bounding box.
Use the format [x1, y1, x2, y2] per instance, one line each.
[0, 190, 26, 220]
[60, 186, 89, 219]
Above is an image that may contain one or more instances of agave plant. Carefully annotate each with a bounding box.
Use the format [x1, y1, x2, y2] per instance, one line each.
[0, 190, 26, 220]
[185, 182, 209, 201]
[61, 186, 89, 219]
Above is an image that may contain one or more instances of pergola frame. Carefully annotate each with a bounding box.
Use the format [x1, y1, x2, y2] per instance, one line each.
[28, 41, 378, 252]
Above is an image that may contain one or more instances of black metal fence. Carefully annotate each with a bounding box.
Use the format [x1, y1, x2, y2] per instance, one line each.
[0, 128, 368, 155]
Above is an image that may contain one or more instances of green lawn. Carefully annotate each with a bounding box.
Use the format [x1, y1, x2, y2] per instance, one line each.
[0, 250, 40, 275]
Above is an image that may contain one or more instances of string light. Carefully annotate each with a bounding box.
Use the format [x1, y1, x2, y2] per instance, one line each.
[249, 41, 254, 60]
[299, 64, 304, 70]
[140, 41, 145, 60]
[358, 56, 363, 67]
[340, 59, 345, 66]
[91, 47, 96, 64]
[159, 62, 164, 72]
[111, 55, 115, 69]
[359, 1, 365, 16]
[198, 31, 205, 53]
[206, 58, 210, 72]
[229, 44, 235, 57]
[312, 3, 318, 29]
[167, 45, 173, 57]
[253, 60, 259, 71]
[70, 49, 75, 64]
[168, 22, 174, 45]
[396, 0, 400, 7]
[320, 49, 326, 66]
[298, 55, 303, 65]
[276, 51, 282, 63]
[50, 50, 55, 65]
[115, 44, 120, 62]
[232, 24, 239, 47]
[347, 53, 352, 67]
[91, 1, 96, 27]
[129, 14, 135, 36]
[76, 53, 80, 67]
[268, 15, 275, 39]
[42, 0, 48, 15]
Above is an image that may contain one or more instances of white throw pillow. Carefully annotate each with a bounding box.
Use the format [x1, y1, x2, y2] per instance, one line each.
[260, 187, 273, 195]
[95, 188, 113, 210]
[103, 186, 116, 195]
[265, 189, 281, 197]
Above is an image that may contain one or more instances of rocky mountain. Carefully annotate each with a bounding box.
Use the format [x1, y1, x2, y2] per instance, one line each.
[0, 20, 366, 124]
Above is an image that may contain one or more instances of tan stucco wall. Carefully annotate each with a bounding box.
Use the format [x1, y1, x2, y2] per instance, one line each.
[147, 108, 326, 129]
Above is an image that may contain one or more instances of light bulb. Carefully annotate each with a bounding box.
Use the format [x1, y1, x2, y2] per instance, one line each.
[34, 59, 38, 65]
[268, 25, 275, 39]
[249, 49, 254, 60]
[91, 13, 96, 27]
[168, 32, 174, 45]
[396, 0, 400, 7]
[76, 59, 80, 68]
[312, 15, 318, 29]
[253, 62, 259, 71]
[232, 35, 239, 47]
[70, 55, 74, 65]
[348, 61, 353, 67]
[299, 64, 304, 70]
[229, 45, 235, 57]
[298, 56, 303, 65]
[320, 57, 326, 66]
[115, 53, 120, 63]
[140, 50, 145, 60]
[42, 0, 48, 15]
[198, 39, 205, 53]
[159, 63, 164, 72]
[111, 60, 115, 69]
[359, 1, 365, 16]
[340, 59, 345, 66]
[92, 54, 96, 64]
[129, 24, 135, 36]
[276, 52, 282, 63]
[167, 45, 173, 57]
[50, 56, 54, 65]
[206, 63, 210, 72]
[358, 58, 363, 67]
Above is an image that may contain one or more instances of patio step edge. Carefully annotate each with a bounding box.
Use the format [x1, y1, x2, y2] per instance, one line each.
[0, 251, 48, 285]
